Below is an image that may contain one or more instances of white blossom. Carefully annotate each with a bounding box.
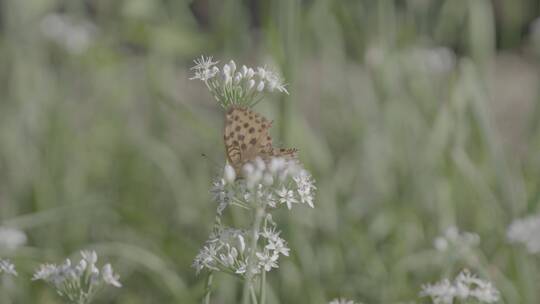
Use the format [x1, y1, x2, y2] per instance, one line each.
[193, 226, 248, 275]
[223, 164, 236, 184]
[507, 214, 540, 253]
[256, 250, 279, 272]
[266, 236, 290, 257]
[433, 226, 480, 253]
[0, 227, 27, 250]
[191, 55, 219, 71]
[221, 157, 315, 210]
[210, 178, 232, 215]
[40, 13, 96, 54]
[0, 259, 17, 276]
[420, 279, 456, 304]
[102, 264, 122, 288]
[277, 187, 297, 210]
[328, 299, 358, 304]
[190, 56, 288, 108]
[420, 269, 500, 304]
[257, 81, 265, 92]
[33, 251, 121, 303]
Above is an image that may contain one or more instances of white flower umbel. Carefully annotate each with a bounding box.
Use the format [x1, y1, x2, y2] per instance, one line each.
[193, 217, 291, 277]
[190, 55, 288, 108]
[33, 251, 121, 304]
[195, 157, 315, 304]
[420, 269, 500, 304]
[507, 214, 540, 253]
[0, 227, 27, 250]
[40, 13, 96, 54]
[212, 157, 315, 214]
[0, 259, 17, 276]
[328, 299, 359, 304]
[433, 226, 480, 253]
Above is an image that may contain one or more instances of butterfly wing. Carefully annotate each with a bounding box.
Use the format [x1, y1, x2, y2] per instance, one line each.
[224, 107, 274, 173]
[224, 106, 298, 177]
[270, 147, 298, 159]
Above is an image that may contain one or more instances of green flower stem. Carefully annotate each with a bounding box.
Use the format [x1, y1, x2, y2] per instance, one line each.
[259, 269, 266, 304]
[203, 272, 213, 304]
[242, 206, 265, 304]
[250, 285, 259, 304]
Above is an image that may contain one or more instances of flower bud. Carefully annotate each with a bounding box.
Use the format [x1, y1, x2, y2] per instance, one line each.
[224, 164, 236, 184]
[257, 81, 265, 92]
[248, 79, 256, 90]
[229, 60, 236, 73]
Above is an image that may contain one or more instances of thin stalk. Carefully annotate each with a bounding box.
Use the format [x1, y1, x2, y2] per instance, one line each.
[242, 207, 265, 304]
[203, 272, 213, 304]
[259, 270, 267, 304]
[250, 285, 259, 304]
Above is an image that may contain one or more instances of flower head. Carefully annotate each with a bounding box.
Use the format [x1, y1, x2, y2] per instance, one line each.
[0, 259, 17, 276]
[328, 299, 358, 304]
[0, 227, 27, 250]
[193, 225, 249, 275]
[433, 226, 479, 253]
[507, 214, 540, 253]
[33, 251, 121, 303]
[102, 264, 122, 288]
[190, 55, 288, 108]
[420, 269, 499, 304]
[277, 187, 298, 210]
[40, 13, 96, 54]
[256, 250, 279, 272]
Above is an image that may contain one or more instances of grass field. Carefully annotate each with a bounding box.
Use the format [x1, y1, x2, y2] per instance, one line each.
[2, 0, 540, 303]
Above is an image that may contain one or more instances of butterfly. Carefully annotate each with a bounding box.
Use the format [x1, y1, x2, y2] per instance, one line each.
[224, 106, 297, 176]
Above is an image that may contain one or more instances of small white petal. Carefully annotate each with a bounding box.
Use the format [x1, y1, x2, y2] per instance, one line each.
[257, 81, 265, 92]
[224, 164, 236, 184]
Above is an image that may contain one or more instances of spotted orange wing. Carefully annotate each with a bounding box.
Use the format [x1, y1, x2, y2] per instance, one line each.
[224, 107, 296, 175]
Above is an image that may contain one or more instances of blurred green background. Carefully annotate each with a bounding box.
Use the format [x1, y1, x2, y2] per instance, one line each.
[2, 0, 540, 303]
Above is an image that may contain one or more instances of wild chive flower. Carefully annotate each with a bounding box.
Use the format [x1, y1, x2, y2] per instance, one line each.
[433, 226, 480, 252]
[190, 55, 288, 108]
[210, 157, 315, 214]
[507, 214, 540, 253]
[256, 250, 279, 272]
[420, 269, 500, 304]
[40, 13, 96, 54]
[0, 227, 27, 250]
[33, 251, 121, 303]
[193, 216, 292, 277]
[328, 299, 359, 304]
[0, 259, 17, 276]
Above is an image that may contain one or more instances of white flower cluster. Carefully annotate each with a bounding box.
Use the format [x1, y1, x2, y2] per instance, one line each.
[0, 258, 17, 276]
[33, 251, 121, 303]
[420, 269, 500, 304]
[193, 216, 290, 277]
[0, 227, 27, 250]
[433, 226, 480, 253]
[507, 214, 540, 253]
[190, 55, 288, 108]
[196, 156, 315, 294]
[328, 298, 359, 304]
[40, 13, 96, 54]
[212, 157, 316, 214]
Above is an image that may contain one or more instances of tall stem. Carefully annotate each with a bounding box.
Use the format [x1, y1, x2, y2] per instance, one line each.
[203, 272, 213, 304]
[242, 207, 265, 304]
[259, 269, 267, 304]
[250, 285, 259, 304]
